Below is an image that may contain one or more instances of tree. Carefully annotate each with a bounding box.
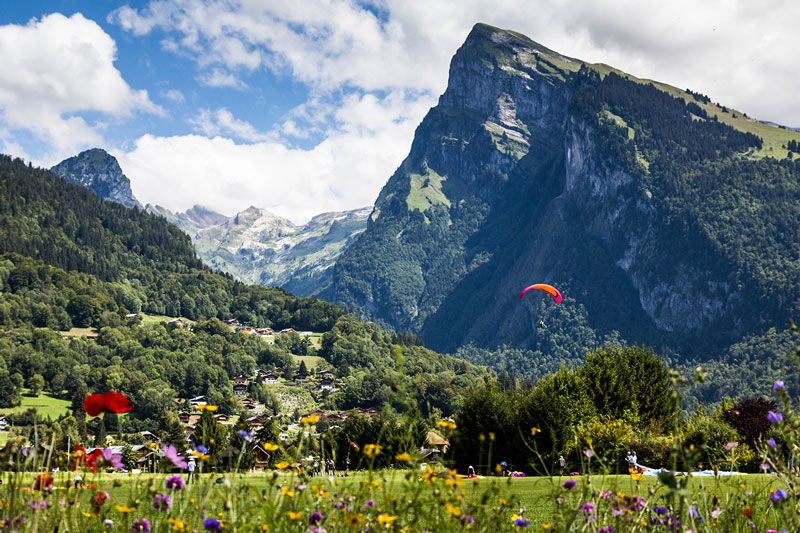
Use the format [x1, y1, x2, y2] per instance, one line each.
[27, 373, 45, 396]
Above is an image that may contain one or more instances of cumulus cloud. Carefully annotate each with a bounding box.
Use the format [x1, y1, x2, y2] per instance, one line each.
[0, 12, 161, 163]
[190, 107, 272, 142]
[116, 90, 433, 223]
[110, 0, 800, 125]
[161, 88, 185, 103]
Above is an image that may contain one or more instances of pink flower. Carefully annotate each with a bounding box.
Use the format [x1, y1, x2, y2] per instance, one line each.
[162, 444, 187, 470]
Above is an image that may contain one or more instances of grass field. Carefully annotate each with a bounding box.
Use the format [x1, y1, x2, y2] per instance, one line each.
[139, 313, 194, 326]
[0, 392, 71, 420]
[59, 327, 97, 338]
[2, 470, 785, 530]
[292, 354, 327, 370]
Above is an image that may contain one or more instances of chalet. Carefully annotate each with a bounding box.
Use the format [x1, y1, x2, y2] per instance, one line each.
[189, 395, 207, 408]
[124, 313, 139, 320]
[252, 444, 275, 472]
[165, 318, 188, 328]
[224, 318, 240, 326]
[346, 407, 379, 418]
[261, 372, 279, 384]
[256, 327, 274, 335]
[317, 369, 335, 380]
[178, 412, 191, 423]
[138, 431, 161, 443]
[237, 327, 258, 335]
[279, 328, 296, 334]
[214, 413, 235, 426]
[294, 374, 308, 383]
[233, 375, 249, 385]
[318, 377, 335, 392]
[233, 383, 248, 396]
[273, 367, 285, 375]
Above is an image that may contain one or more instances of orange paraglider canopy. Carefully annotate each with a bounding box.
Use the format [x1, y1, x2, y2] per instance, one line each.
[519, 284, 562, 304]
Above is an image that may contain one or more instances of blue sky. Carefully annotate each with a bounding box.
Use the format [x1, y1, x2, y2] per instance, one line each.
[0, 1, 798, 222]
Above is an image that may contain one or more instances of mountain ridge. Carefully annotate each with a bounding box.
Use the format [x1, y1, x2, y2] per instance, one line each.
[332, 23, 800, 362]
[51, 148, 141, 209]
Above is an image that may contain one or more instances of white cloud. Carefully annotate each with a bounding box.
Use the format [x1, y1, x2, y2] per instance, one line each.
[111, 0, 800, 126]
[199, 68, 247, 89]
[0, 13, 161, 164]
[117, 90, 434, 223]
[190, 107, 272, 142]
[161, 88, 185, 103]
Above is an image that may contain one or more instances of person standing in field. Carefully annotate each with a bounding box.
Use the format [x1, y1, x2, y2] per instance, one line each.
[187, 457, 196, 483]
[558, 455, 566, 474]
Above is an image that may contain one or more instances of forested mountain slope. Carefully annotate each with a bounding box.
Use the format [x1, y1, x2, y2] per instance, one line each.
[333, 23, 800, 368]
[0, 154, 485, 420]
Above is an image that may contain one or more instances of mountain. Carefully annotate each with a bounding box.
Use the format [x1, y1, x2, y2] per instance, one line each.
[192, 206, 370, 296]
[332, 23, 800, 362]
[145, 204, 229, 235]
[0, 153, 483, 415]
[146, 204, 369, 296]
[51, 148, 141, 209]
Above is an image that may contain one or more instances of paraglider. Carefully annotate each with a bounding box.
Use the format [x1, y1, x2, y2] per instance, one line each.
[518, 283, 562, 304]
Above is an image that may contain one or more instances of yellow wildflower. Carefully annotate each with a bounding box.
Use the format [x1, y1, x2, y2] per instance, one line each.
[166, 518, 188, 532]
[530, 427, 541, 437]
[628, 468, 643, 481]
[263, 442, 279, 452]
[499, 498, 508, 506]
[197, 404, 219, 412]
[542, 523, 553, 530]
[280, 486, 295, 497]
[395, 452, 412, 462]
[287, 511, 302, 520]
[300, 414, 320, 425]
[260, 524, 270, 532]
[445, 502, 462, 517]
[421, 466, 436, 483]
[114, 505, 135, 513]
[377, 513, 398, 527]
[495, 463, 503, 474]
[437, 419, 457, 430]
[488, 432, 495, 441]
[363, 444, 382, 458]
[191, 450, 211, 461]
[275, 461, 290, 470]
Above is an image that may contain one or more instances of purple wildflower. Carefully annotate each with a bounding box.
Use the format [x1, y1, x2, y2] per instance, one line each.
[162, 444, 188, 470]
[767, 411, 783, 423]
[363, 500, 375, 508]
[130, 518, 151, 533]
[203, 518, 222, 532]
[101, 448, 125, 470]
[597, 527, 613, 533]
[308, 511, 324, 525]
[599, 490, 613, 500]
[583, 449, 595, 458]
[237, 429, 253, 443]
[581, 503, 595, 513]
[165, 475, 185, 491]
[514, 517, 529, 527]
[770, 488, 788, 503]
[461, 515, 475, 525]
[724, 442, 739, 451]
[152, 494, 171, 511]
[767, 437, 777, 448]
[562, 480, 577, 490]
[710, 508, 723, 519]
[760, 463, 771, 471]
[653, 506, 667, 515]
[773, 380, 784, 391]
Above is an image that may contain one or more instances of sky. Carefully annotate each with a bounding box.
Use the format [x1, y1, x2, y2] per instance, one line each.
[0, 0, 798, 223]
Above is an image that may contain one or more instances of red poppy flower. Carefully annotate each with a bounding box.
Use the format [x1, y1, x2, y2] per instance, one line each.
[83, 391, 133, 416]
[85, 449, 104, 472]
[34, 473, 53, 490]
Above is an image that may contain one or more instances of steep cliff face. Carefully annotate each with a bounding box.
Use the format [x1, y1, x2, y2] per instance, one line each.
[51, 148, 141, 209]
[333, 23, 800, 358]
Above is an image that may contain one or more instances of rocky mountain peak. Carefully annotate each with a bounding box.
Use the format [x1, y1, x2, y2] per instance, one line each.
[51, 148, 141, 209]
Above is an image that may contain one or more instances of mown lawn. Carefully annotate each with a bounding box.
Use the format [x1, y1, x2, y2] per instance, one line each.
[0, 392, 71, 420]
